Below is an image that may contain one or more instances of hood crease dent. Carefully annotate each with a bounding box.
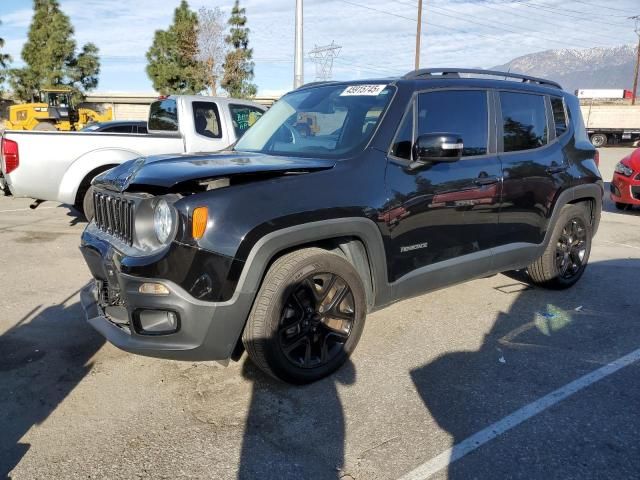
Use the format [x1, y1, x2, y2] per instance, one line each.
[93, 152, 336, 193]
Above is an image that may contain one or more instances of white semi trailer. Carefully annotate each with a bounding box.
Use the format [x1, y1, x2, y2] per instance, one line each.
[580, 104, 640, 147]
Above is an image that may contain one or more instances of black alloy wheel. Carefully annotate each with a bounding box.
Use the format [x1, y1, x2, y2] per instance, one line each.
[278, 272, 355, 369]
[555, 217, 588, 280]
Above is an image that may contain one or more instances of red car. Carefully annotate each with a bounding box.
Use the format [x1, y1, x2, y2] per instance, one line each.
[610, 148, 640, 209]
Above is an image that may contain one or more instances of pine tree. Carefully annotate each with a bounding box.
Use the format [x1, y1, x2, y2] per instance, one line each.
[146, 1, 207, 95]
[0, 20, 12, 95]
[221, 0, 257, 98]
[9, 0, 100, 102]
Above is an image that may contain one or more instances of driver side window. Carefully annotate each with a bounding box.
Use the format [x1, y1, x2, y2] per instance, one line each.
[417, 90, 489, 157]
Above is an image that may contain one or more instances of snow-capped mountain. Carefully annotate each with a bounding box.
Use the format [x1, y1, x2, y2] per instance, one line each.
[492, 45, 638, 93]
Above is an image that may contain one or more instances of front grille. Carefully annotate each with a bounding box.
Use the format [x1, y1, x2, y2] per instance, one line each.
[93, 191, 135, 245]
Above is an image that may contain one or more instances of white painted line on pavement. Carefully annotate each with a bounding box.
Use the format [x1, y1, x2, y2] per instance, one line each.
[600, 240, 640, 251]
[399, 347, 640, 480]
[0, 206, 56, 213]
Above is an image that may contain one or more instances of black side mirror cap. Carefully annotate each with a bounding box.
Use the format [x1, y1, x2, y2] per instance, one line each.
[412, 133, 464, 164]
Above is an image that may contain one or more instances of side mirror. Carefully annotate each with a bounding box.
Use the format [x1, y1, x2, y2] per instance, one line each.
[412, 133, 464, 164]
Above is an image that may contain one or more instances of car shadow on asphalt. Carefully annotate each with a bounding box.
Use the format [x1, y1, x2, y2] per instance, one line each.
[0, 286, 104, 479]
[237, 358, 355, 480]
[409, 259, 640, 479]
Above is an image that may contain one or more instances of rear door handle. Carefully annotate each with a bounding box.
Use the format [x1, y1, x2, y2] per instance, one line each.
[546, 165, 568, 175]
[474, 176, 499, 186]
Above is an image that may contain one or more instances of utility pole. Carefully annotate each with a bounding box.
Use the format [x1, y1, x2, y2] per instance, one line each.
[294, 0, 304, 89]
[631, 15, 640, 105]
[414, 0, 423, 70]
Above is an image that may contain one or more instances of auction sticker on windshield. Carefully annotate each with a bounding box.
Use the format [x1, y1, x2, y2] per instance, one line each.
[340, 84, 387, 96]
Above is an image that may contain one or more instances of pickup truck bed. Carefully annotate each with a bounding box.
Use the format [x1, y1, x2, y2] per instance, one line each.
[1, 95, 266, 212]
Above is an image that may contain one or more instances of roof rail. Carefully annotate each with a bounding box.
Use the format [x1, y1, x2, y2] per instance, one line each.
[402, 68, 562, 90]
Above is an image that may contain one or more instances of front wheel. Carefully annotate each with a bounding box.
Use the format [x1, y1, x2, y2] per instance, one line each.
[527, 204, 592, 289]
[242, 248, 366, 384]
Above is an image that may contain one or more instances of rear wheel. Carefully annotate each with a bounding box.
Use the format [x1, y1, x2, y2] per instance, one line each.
[590, 133, 607, 148]
[527, 204, 592, 289]
[242, 248, 366, 384]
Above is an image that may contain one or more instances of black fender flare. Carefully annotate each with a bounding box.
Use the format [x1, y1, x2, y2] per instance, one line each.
[544, 182, 603, 247]
[234, 217, 390, 307]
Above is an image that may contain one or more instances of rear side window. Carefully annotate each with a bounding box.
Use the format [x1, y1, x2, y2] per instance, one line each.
[230, 104, 265, 138]
[148, 99, 178, 132]
[500, 92, 548, 152]
[550, 96, 568, 137]
[193, 101, 222, 138]
[417, 90, 488, 157]
[390, 104, 413, 160]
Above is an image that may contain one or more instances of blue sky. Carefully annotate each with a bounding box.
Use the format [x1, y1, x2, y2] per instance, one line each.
[0, 0, 637, 96]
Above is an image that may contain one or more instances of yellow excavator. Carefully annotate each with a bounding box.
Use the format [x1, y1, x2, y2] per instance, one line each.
[4, 88, 112, 131]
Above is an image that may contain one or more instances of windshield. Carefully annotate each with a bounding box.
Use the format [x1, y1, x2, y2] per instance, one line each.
[234, 83, 394, 158]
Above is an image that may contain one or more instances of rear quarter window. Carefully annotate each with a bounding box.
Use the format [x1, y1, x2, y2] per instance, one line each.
[500, 92, 548, 152]
[148, 99, 179, 132]
[550, 96, 568, 137]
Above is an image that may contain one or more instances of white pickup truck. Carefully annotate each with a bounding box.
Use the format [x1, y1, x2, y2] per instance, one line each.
[0, 95, 266, 215]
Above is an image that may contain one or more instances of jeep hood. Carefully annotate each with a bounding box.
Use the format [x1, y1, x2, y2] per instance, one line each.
[93, 151, 337, 193]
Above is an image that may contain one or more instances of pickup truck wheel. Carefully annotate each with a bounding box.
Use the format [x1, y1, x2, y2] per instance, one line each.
[590, 133, 607, 148]
[242, 248, 366, 384]
[527, 204, 592, 289]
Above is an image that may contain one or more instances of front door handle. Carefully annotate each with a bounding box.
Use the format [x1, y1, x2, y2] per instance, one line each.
[474, 176, 499, 186]
[546, 165, 568, 175]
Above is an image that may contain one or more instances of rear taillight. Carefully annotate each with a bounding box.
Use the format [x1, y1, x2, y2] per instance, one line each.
[594, 150, 600, 167]
[1, 138, 19, 174]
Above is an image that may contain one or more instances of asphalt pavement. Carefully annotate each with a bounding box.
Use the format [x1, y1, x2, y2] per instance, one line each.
[0, 148, 639, 480]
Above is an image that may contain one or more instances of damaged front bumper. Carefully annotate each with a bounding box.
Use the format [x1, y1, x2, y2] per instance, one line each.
[79, 228, 253, 362]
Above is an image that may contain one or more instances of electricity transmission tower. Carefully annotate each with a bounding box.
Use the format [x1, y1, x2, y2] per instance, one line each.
[309, 42, 342, 81]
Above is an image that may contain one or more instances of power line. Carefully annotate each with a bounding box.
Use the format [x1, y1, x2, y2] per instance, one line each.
[510, 0, 629, 27]
[560, 0, 634, 16]
[392, 0, 606, 50]
[448, 0, 625, 43]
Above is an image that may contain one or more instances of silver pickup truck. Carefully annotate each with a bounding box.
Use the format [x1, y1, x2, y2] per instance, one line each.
[0, 95, 265, 215]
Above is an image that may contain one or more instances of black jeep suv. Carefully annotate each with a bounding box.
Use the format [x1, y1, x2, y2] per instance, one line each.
[80, 69, 602, 384]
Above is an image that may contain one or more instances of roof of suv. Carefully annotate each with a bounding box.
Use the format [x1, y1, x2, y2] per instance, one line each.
[298, 68, 565, 95]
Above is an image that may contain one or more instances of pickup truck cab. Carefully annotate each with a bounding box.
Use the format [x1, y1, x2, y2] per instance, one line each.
[0, 96, 265, 215]
[79, 69, 602, 384]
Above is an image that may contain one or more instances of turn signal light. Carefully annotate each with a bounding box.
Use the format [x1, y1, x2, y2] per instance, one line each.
[192, 207, 208, 240]
[138, 282, 170, 295]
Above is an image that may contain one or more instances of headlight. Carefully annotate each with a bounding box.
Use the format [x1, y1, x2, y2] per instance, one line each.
[153, 199, 173, 243]
[615, 161, 633, 177]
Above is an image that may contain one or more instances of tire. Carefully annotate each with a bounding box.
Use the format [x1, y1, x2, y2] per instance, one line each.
[81, 186, 95, 220]
[33, 121, 57, 131]
[590, 133, 607, 148]
[527, 204, 592, 289]
[242, 247, 366, 384]
[615, 202, 628, 211]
